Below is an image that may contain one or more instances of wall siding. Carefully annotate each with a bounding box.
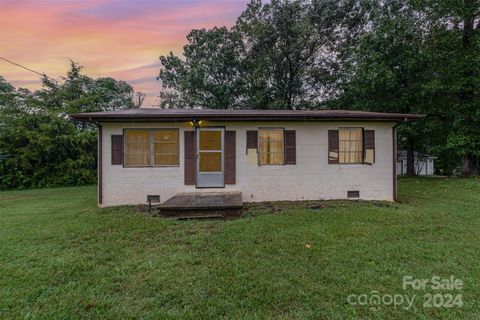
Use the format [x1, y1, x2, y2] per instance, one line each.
[100, 121, 395, 207]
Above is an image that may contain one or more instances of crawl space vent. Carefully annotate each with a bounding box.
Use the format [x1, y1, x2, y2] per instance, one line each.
[347, 191, 360, 199]
[147, 195, 160, 203]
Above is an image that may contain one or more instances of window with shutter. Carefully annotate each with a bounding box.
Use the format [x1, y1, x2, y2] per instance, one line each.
[329, 128, 375, 165]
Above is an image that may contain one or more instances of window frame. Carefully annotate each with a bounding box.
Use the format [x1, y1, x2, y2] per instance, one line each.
[338, 127, 364, 165]
[123, 128, 180, 168]
[257, 127, 285, 166]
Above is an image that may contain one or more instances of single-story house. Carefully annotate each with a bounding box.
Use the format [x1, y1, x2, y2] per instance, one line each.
[72, 109, 423, 207]
[397, 150, 437, 176]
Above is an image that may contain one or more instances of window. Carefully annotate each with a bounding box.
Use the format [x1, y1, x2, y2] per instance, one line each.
[339, 128, 363, 164]
[125, 130, 150, 166]
[124, 129, 179, 166]
[154, 129, 179, 166]
[258, 129, 284, 165]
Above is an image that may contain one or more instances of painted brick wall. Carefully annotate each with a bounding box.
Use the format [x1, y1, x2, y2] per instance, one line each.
[100, 121, 395, 207]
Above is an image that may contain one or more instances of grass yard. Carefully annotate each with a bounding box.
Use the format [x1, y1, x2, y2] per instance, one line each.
[1, 178, 479, 319]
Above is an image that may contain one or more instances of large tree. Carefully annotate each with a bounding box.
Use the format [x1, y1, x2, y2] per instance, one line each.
[0, 62, 141, 189]
[335, 0, 431, 175]
[158, 0, 352, 109]
[156, 0, 479, 175]
[336, 0, 480, 176]
[236, 0, 336, 109]
[418, 0, 480, 175]
[158, 27, 246, 109]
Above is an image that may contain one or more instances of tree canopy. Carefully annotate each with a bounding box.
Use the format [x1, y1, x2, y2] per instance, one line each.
[1, 0, 479, 188]
[158, 0, 479, 175]
[0, 62, 141, 189]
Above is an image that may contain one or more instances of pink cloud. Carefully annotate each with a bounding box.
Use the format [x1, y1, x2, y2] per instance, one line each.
[0, 0, 249, 107]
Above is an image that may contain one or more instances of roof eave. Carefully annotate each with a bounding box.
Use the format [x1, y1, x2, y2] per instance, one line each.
[71, 114, 425, 123]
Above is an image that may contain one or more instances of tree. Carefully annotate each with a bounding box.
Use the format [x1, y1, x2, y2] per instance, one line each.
[238, 0, 366, 109]
[418, 0, 480, 175]
[158, 0, 352, 109]
[158, 27, 246, 109]
[0, 62, 141, 189]
[335, 0, 432, 175]
[38, 61, 140, 115]
[155, 0, 478, 175]
[0, 76, 16, 106]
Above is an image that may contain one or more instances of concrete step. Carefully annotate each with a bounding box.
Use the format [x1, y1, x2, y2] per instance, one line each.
[157, 192, 243, 218]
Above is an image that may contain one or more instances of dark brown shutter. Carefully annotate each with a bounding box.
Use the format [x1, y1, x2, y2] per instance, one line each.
[328, 130, 339, 164]
[184, 131, 195, 185]
[284, 130, 296, 165]
[111, 135, 123, 165]
[364, 130, 375, 164]
[364, 130, 375, 149]
[225, 131, 236, 184]
[246, 130, 257, 152]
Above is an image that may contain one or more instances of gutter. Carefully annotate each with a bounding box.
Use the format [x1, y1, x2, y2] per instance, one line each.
[72, 115, 425, 123]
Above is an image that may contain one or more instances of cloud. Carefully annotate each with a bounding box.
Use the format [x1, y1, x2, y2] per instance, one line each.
[0, 0, 248, 107]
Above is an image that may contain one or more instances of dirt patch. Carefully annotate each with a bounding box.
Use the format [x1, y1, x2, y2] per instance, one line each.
[242, 199, 394, 216]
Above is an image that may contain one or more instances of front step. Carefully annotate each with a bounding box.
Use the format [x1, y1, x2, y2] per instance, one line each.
[159, 207, 242, 218]
[157, 192, 243, 218]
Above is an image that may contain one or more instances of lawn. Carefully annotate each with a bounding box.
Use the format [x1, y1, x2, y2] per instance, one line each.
[1, 178, 479, 319]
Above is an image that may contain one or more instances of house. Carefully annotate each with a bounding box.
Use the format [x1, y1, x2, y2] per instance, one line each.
[397, 150, 436, 176]
[72, 109, 423, 207]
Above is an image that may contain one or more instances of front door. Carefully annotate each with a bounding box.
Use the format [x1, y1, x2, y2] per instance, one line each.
[196, 127, 224, 188]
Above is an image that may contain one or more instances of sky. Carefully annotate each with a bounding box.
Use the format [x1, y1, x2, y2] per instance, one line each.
[0, 0, 249, 107]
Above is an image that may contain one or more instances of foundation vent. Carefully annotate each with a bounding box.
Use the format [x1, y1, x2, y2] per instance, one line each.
[347, 191, 360, 199]
[147, 195, 160, 203]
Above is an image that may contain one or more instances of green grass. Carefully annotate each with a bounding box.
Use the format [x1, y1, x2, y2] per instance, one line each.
[1, 178, 479, 319]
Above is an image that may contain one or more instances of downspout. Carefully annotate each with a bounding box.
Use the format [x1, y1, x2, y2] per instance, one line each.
[392, 118, 410, 201]
[393, 124, 398, 201]
[98, 124, 103, 206]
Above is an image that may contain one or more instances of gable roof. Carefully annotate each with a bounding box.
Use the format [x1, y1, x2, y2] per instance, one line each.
[71, 108, 424, 123]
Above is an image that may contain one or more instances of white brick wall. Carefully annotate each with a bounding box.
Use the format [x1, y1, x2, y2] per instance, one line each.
[100, 121, 395, 207]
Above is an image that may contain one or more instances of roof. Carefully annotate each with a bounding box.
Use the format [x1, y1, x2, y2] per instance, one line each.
[71, 108, 425, 123]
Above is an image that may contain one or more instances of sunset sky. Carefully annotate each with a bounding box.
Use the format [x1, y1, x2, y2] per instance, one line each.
[0, 0, 249, 107]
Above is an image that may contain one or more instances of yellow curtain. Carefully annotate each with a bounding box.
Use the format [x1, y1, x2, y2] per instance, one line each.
[199, 152, 222, 172]
[154, 129, 179, 165]
[125, 130, 150, 166]
[258, 130, 284, 165]
[339, 128, 363, 164]
[199, 131, 221, 150]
